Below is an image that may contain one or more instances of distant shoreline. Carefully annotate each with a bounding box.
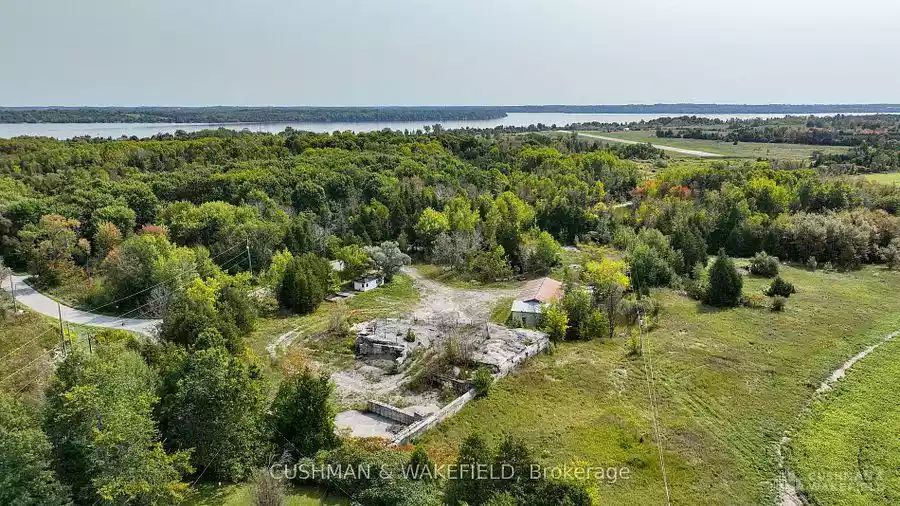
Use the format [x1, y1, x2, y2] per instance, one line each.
[1, 104, 899, 124]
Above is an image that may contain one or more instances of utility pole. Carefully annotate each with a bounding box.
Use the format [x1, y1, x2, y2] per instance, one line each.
[245, 238, 253, 275]
[57, 302, 66, 355]
[10, 276, 18, 314]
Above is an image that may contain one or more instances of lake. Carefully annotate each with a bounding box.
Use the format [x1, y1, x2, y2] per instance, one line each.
[0, 112, 866, 140]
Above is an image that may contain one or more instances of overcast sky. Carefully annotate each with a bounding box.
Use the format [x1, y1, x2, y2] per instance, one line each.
[1, 0, 898, 106]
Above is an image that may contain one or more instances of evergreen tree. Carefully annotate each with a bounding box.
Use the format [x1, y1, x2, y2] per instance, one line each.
[704, 249, 743, 307]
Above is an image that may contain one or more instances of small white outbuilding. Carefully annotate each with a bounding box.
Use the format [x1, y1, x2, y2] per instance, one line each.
[352, 273, 384, 292]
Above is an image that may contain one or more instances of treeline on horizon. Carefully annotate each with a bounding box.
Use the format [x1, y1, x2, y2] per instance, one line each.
[3, 104, 900, 124]
[0, 106, 508, 124]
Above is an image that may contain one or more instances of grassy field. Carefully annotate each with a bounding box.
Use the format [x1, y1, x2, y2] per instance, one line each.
[420, 264, 900, 504]
[0, 295, 61, 396]
[189, 483, 348, 506]
[788, 335, 900, 505]
[588, 130, 849, 160]
[0, 289, 142, 397]
[861, 172, 900, 185]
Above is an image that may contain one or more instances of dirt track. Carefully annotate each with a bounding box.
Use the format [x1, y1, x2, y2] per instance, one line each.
[402, 266, 520, 322]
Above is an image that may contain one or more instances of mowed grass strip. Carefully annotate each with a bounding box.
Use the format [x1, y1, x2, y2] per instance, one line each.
[788, 335, 900, 505]
[420, 265, 900, 504]
[590, 130, 849, 159]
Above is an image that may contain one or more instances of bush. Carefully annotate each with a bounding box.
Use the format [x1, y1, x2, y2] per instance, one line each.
[704, 250, 743, 307]
[741, 293, 768, 309]
[626, 329, 641, 356]
[765, 276, 796, 297]
[473, 367, 493, 398]
[806, 256, 818, 270]
[748, 251, 779, 277]
[250, 468, 284, 506]
[578, 310, 609, 340]
[771, 296, 787, 312]
[404, 328, 416, 343]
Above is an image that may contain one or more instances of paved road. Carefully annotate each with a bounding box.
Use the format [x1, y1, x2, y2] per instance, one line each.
[1, 273, 160, 336]
[568, 131, 723, 158]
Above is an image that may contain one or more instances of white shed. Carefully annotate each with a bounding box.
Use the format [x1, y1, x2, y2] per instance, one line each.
[353, 274, 384, 292]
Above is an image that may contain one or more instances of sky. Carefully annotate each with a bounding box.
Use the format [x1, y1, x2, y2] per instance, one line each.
[1, 0, 898, 106]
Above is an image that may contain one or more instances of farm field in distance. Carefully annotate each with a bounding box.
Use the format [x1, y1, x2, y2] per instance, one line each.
[421, 264, 900, 504]
[589, 130, 850, 159]
[861, 172, 900, 184]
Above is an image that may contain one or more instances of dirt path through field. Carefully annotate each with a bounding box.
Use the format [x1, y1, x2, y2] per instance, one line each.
[777, 330, 900, 505]
[402, 266, 520, 322]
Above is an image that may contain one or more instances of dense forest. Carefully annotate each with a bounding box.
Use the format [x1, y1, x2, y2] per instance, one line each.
[2, 126, 900, 504]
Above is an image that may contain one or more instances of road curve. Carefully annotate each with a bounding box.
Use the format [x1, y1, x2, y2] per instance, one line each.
[2, 273, 159, 336]
[567, 131, 723, 158]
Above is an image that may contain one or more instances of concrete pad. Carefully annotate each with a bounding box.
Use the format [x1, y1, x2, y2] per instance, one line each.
[335, 410, 398, 438]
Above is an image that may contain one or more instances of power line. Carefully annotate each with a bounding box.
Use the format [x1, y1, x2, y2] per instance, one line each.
[0, 326, 57, 364]
[78, 241, 245, 314]
[99, 249, 249, 324]
[639, 311, 671, 506]
[0, 347, 58, 385]
[2, 247, 252, 391]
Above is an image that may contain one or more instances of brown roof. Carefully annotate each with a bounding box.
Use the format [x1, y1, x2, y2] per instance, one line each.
[517, 277, 563, 303]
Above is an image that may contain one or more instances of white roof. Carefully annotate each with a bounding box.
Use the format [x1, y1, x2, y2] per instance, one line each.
[511, 300, 543, 314]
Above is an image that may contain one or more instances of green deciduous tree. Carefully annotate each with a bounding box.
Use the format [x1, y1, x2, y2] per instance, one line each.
[414, 207, 449, 253]
[158, 346, 269, 483]
[44, 345, 193, 504]
[0, 392, 71, 506]
[468, 245, 512, 283]
[364, 241, 410, 282]
[521, 230, 562, 275]
[270, 368, 339, 457]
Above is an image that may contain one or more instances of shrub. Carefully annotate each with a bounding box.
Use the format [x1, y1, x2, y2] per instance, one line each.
[748, 251, 779, 277]
[250, 468, 284, 506]
[741, 293, 768, 309]
[404, 328, 416, 343]
[578, 310, 609, 340]
[771, 296, 787, 312]
[539, 302, 569, 342]
[806, 256, 818, 270]
[704, 250, 743, 307]
[626, 330, 642, 356]
[473, 367, 493, 398]
[766, 276, 796, 297]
